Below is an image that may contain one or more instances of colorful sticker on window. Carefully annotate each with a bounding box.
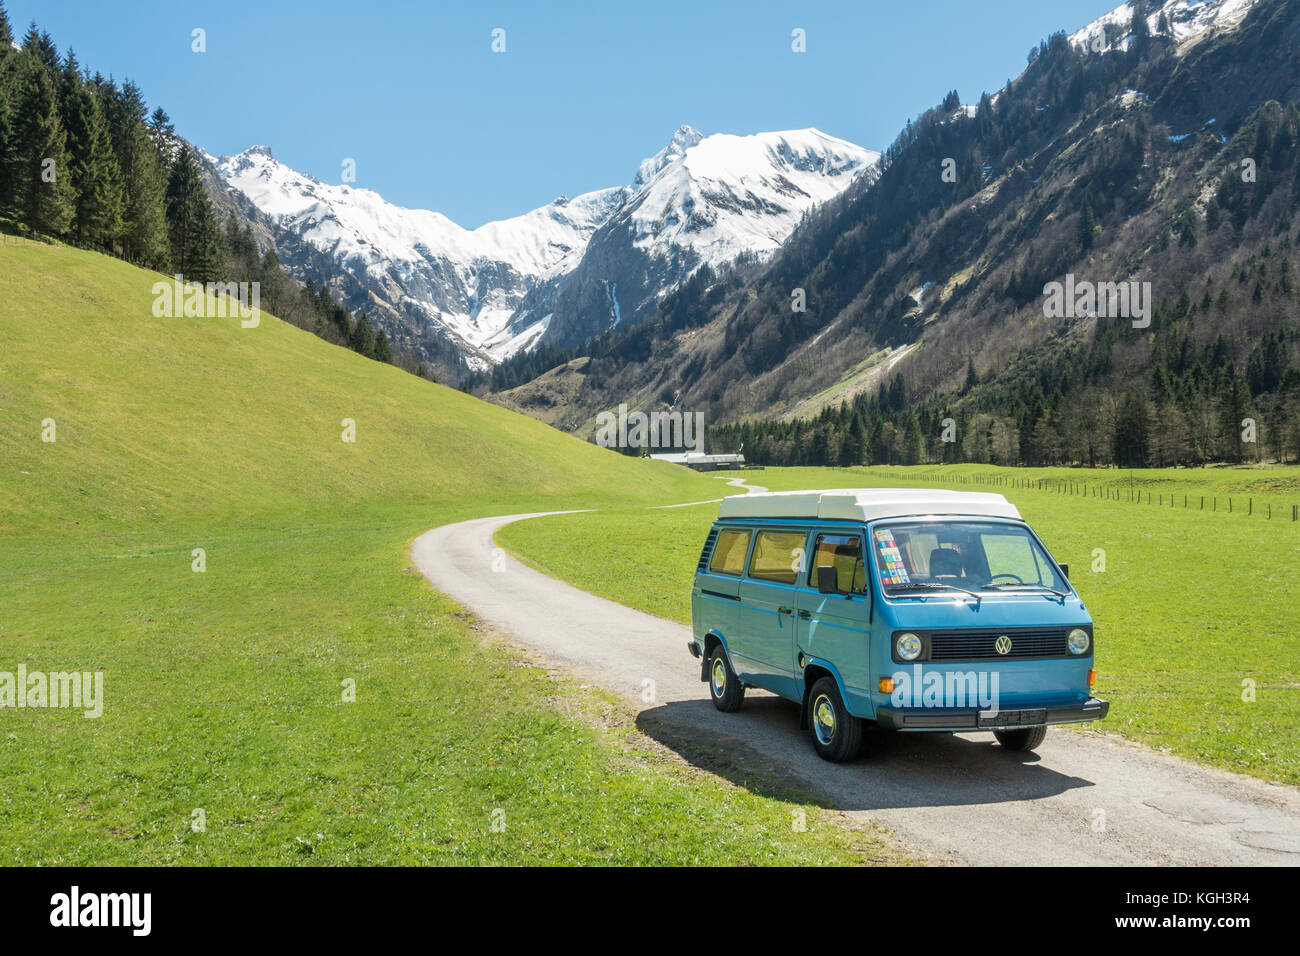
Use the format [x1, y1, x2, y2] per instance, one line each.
[874, 528, 910, 586]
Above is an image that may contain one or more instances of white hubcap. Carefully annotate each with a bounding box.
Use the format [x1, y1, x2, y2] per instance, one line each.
[711, 658, 727, 696]
[813, 694, 836, 745]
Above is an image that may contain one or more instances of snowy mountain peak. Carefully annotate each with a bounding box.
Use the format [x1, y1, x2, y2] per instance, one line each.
[668, 124, 705, 154]
[500, 126, 882, 356]
[624, 127, 879, 262]
[1070, 0, 1257, 52]
[635, 124, 706, 187]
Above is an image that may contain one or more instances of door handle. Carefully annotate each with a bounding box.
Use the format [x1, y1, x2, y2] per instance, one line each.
[797, 609, 811, 619]
[778, 606, 793, 615]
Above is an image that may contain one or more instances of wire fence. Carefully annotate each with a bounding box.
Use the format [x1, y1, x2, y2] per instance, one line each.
[0, 232, 50, 247]
[886, 470, 1300, 521]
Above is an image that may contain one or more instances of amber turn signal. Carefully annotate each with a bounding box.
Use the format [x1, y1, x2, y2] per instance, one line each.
[1088, 668, 1097, 689]
[878, 677, 895, 694]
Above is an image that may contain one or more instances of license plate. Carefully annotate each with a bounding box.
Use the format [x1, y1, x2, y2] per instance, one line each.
[978, 708, 1046, 728]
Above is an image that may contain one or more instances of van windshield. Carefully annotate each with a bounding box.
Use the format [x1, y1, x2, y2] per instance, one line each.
[872, 521, 1067, 595]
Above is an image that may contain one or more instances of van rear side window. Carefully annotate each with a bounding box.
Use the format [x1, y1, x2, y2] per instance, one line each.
[708, 529, 751, 576]
[748, 531, 806, 585]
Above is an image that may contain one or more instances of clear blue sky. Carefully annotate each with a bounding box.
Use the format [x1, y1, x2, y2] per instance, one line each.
[12, 0, 1120, 227]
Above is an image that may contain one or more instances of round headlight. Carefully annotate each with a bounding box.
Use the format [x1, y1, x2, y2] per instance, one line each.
[1067, 628, 1091, 655]
[896, 632, 923, 661]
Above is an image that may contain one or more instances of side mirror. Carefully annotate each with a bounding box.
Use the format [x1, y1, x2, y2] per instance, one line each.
[1059, 563, 1069, 580]
[816, 565, 841, 595]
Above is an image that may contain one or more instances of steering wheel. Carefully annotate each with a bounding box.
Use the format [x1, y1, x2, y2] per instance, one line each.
[989, 573, 1025, 584]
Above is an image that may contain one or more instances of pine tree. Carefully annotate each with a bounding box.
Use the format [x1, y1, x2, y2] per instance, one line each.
[104, 81, 168, 266]
[21, 24, 58, 74]
[349, 313, 376, 356]
[1078, 198, 1097, 251]
[147, 106, 174, 161]
[60, 55, 124, 247]
[373, 328, 392, 364]
[54, 47, 77, 114]
[1130, 1, 1151, 54]
[223, 211, 257, 273]
[902, 414, 924, 465]
[1216, 363, 1251, 461]
[164, 146, 224, 282]
[11, 56, 74, 235]
[1113, 391, 1150, 467]
[0, 3, 15, 218]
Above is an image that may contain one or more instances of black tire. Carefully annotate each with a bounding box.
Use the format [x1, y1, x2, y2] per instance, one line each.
[807, 677, 862, 762]
[993, 725, 1048, 752]
[707, 645, 744, 712]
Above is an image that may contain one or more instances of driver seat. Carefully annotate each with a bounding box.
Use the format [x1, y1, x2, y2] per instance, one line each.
[929, 547, 964, 579]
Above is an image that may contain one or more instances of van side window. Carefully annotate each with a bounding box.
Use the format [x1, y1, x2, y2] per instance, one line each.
[748, 531, 807, 585]
[811, 534, 867, 593]
[708, 529, 751, 576]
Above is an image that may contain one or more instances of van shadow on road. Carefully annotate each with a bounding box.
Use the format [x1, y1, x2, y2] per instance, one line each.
[635, 696, 1096, 812]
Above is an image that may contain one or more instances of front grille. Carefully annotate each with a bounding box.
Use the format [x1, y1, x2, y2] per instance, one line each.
[697, 528, 720, 571]
[929, 628, 1069, 662]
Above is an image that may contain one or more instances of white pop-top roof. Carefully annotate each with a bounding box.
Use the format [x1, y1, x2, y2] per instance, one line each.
[716, 488, 1022, 522]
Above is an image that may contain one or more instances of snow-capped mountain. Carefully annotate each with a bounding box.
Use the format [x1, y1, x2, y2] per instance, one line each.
[209, 126, 878, 366]
[209, 145, 628, 362]
[503, 126, 879, 351]
[633, 126, 874, 262]
[1070, 0, 1258, 51]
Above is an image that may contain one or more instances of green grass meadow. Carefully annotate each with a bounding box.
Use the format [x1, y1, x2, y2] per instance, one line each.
[498, 464, 1300, 786]
[0, 243, 907, 865]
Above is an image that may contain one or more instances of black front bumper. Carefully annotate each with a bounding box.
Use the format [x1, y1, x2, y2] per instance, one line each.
[874, 696, 1109, 731]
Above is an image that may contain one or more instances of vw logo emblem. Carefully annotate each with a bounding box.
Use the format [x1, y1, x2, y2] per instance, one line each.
[995, 635, 1013, 655]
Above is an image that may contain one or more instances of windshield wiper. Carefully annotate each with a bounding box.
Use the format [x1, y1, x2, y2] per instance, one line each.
[885, 582, 982, 603]
[982, 583, 1069, 599]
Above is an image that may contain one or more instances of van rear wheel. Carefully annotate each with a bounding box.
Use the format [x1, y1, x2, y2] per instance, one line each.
[808, 677, 862, 762]
[708, 646, 744, 712]
[993, 725, 1048, 752]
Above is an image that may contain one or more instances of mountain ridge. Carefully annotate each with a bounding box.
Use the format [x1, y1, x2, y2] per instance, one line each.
[208, 126, 879, 370]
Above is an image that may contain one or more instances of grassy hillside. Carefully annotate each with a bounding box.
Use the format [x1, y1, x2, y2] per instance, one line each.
[0, 241, 706, 532]
[498, 463, 1300, 786]
[0, 241, 906, 865]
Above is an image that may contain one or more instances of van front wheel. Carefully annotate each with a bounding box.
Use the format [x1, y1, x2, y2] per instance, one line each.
[708, 646, 744, 712]
[993, 725, 1047, 752]
[808, 677, 862, 762]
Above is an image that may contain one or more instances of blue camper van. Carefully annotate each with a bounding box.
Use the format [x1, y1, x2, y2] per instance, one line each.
[687, 489, 1108, 761]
